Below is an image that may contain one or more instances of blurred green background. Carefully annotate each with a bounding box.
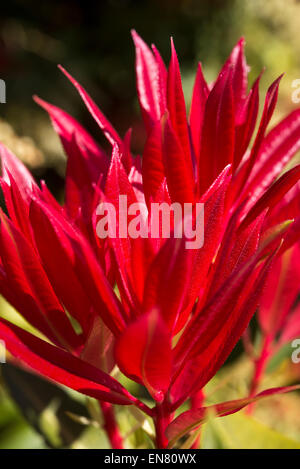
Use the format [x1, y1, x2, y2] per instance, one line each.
[0, 0, 300, 448]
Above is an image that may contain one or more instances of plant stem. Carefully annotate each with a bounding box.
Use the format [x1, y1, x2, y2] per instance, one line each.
[190, 390, 204, 449]
[247, 334, 272, 414]
[154, 402, 171, 449]
[99, 401, 123, 449]
[133, 398, 154, 417]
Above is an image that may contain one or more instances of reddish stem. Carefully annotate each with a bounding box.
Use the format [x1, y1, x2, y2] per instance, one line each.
[133, 398, 154, 417]
[242, 327, 255, 358]
[247, 334, 272, 414]
[154, 402, 172, 449]
[190, 390, 204, 449]
[99, 401, 123, 449]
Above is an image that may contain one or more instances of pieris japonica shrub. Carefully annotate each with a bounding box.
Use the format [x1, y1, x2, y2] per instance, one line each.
[0, 32, 300, 448]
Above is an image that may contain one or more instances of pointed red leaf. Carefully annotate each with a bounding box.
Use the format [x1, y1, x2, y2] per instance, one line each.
[34, 95, 109, 176]
[244, 109, 300, 206]
[182, 166, 232, 308]
[58, 65, 121, 146]
[0, 212, 80, 349]
[171, 234, 274, 406]
[220, 37, 248, 119]
[29, 198, 125, 337]
[234, 75, 283, 195]
[198, 68, 235, 194]
[233, 74, 260, 170]
[131, 31, 165, 131]
[0, 318, 135, 405]
[174, 220, 290, 376]
[163, 117, 194, 204]
[142, 119, 165, 205]
[240, 164, 300, 230]
[207, 211, 266, 299]
[259, 245, 300, 336]
[115, 309, 172, 402]
[166, 385, 300, 445]
[167, 39, 191, 160]
[0, 143, 36, 194]
[189, 62, 209, 162]
[143, 236, 193, 332]
[104, 144, 141, 310]
[279, 302, 300, 345]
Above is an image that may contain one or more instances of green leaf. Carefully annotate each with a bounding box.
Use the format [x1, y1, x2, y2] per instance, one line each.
[267, 343, 292, 373]
[71, 426, 110, 449]
[201, 412, 300, 449]
[2, 363, 89, 448]
[0, 420, 46, 449]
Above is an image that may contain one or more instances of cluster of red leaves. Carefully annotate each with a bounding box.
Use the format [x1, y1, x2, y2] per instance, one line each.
[0, 32, 300, 446]
[246, 181, 300, 400]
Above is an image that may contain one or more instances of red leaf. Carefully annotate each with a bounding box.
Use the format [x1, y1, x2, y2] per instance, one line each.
[0, 145, 40, 241]
[233, 75, 282, 195]
[143, 236, 193, 332]
[240, 164, 300, 230]
[152, 44, 167, 113]
[220, 37, 248, 119]
[29, 198, 125, 337]
[115, 309, 172, 402]
[34, 95, 109, 176]
[58, 65, 121, 146]
[181, 166, 232, 312]
[167, 39, 191, 161]
[132, 30, 166, 131]
[1, 173, 34, 242]
[171, 236, 274, 406]
[173, 220, 290, 377]
[198, 68, 235, 194]
[233, 74, 260, 170]
[166, 385, 300, 445]
[163, 117, 194, 204]
[279, 302, 300, 345]
[142, 120, 165, 205]
[244, 109, 300, 207]
[34, 97, 109, 224]
[0, 143, 36, 195]
[189, 62, 209, 162]
[0, 318, 134, 405]
[259, 245, 300, 336]
[0, 213, 80, 349]
[207, 211, 266, 299]
[104, 144, 141, 310]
